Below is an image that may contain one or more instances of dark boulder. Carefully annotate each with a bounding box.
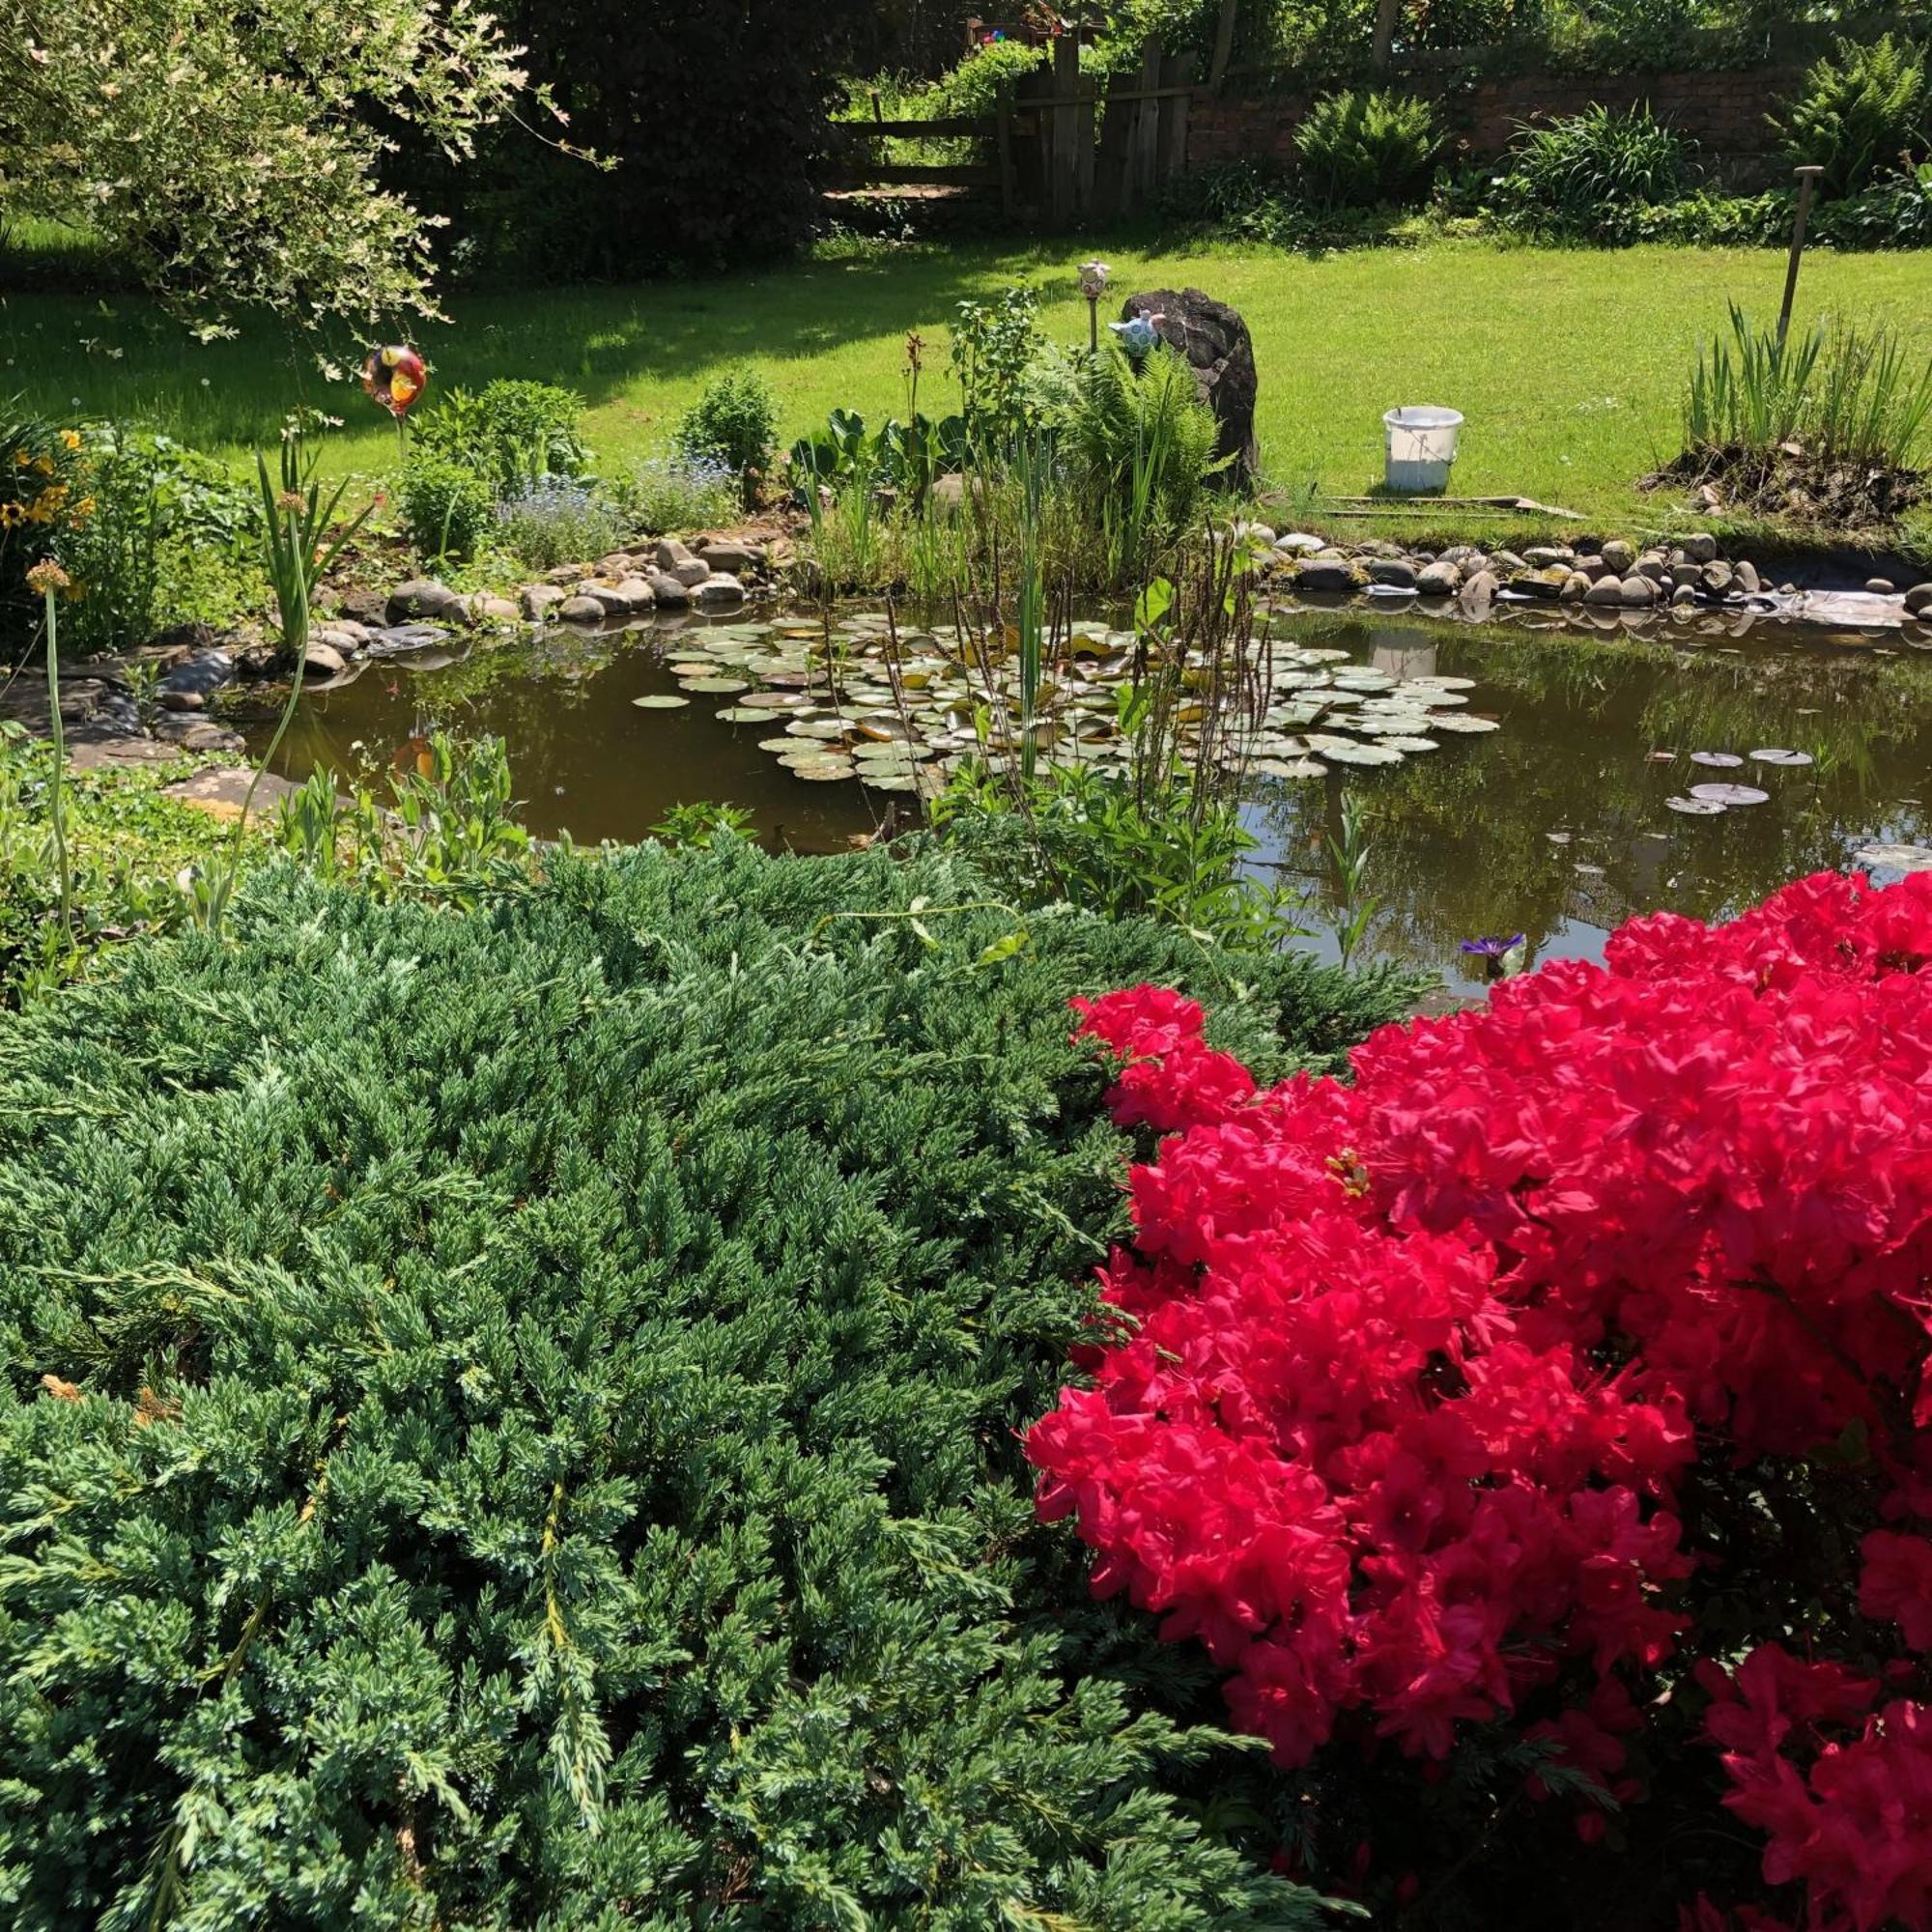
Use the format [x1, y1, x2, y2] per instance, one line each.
[1119, 287, 1259, 487]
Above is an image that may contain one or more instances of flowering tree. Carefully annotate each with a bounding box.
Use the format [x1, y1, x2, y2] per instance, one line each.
[4, 0, 561, 331]
[1032, 870, 1932, 1928]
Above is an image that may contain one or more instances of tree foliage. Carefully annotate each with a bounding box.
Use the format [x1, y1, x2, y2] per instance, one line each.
[444, 0, 880, 278]
[2, 0, 547, 331]
[0, 838, 1420, 1927]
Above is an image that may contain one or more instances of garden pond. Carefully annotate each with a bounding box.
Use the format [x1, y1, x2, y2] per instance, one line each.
[251, 605, 1932, 997]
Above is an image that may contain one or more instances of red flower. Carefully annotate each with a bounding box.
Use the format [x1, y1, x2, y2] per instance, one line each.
[1035, 874, 1932, 1926]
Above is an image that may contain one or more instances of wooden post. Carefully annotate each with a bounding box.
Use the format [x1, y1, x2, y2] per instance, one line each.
[1157, 52, 1194, 185]
[995, 83, 1017, 223]
[1776, 164, 1825, 351]
[1073, 50, 1096, 221]
[1208, 0, 1240, 93]
[1128, 41, 1163, 209]
[1091, 66, 1133, 223]
[1048, 34, 1080, 227]
[1371, 0, 1401, 71]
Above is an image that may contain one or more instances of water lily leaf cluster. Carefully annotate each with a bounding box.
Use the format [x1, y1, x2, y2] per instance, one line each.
[648, 613, 1502, 798]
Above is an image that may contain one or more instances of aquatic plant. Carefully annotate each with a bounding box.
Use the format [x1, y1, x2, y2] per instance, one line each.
[1675, 304, 1932, 524]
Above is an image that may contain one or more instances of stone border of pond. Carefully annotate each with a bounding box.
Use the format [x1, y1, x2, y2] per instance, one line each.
[1253, 524, 1932, 641]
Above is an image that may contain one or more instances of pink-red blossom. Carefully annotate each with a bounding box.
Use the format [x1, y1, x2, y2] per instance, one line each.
[1037, 872, 1932, 1927]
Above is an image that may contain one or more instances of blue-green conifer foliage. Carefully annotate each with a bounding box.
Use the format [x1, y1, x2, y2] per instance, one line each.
[0, 839, 1418, 1927]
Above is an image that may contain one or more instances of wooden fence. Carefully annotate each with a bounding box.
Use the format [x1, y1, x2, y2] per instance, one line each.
[829, 39, 1195, 229]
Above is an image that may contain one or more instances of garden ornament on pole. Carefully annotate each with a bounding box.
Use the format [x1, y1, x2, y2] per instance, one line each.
[1079, 260, 1110, 355]
[362, 345, 427, 460]
[1777, 166, 1825, 352]
[1109, 309, 1165, 360]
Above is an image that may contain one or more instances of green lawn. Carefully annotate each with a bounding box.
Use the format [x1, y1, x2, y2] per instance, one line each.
[7, 237, 1931, 546]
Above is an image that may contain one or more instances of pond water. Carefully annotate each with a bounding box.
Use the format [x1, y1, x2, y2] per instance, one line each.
[252, 607, 1932, 997]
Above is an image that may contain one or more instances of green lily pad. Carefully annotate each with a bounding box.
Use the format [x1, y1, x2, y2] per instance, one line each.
[632, 694, 690, 709]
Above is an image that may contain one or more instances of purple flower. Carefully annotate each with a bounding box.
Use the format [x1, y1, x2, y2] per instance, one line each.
[1460, 934, 1525, 958]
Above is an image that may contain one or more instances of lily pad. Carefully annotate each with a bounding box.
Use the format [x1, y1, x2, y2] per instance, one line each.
[1321, 742, 1404, 767]
[1423, 715, 1501, 734]
[1853, 843, 1932, 872]
[1749, 749, 1814, 767]
[679, 676, 751, 694]
[1689, 782, 1769, 806]
[1690, 751, 1744, 768]
[715, 706, 774, 724]
[632, 694, 690, 709]
[1665, 795, 1725, 815]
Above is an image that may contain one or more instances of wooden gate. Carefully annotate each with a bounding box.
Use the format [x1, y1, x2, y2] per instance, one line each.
[828, 99, 1018, 221]
[826, 40, 1193, 230]
[1012, 38, 1195, 227]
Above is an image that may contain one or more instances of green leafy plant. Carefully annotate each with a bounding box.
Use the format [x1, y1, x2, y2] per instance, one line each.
[1294, 87, 1443, 209]
[275, 733, 534, 903]
[190, 417, 371, 935]
[937, 757, 1302, 950]
[1325, 790, 1378, 970]
[1674, 302, 1932, 526]
[0, 722, 233, 1000]
[1054, 343, 1222, 583]
[413, 380, 591, 496]
[673, 368, 779, 506]
[1772, 33, 1929, 199]
[400, 448, 494, 563]
[0, 400, 88, 626]
[649, 799, 756, 846]
[1685, 303, 1932, 471]
[1492, 103, 1697, 236]
[950, 285, 1045, 452]
[490, 477, 623, 570]
[610, 452, 741, 534]
[787, 408, 969, 504]
[386, 731, 532, 905]
[57, 425, 256, 652]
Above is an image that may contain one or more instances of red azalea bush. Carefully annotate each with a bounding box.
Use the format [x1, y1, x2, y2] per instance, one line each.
[1029, 873, 1932, 1929]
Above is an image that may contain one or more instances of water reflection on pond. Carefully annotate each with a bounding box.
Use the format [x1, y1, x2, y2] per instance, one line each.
[254, 608, 1932, 997]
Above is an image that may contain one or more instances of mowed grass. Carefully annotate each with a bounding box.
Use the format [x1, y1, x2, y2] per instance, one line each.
[6, 237, 1931, 544]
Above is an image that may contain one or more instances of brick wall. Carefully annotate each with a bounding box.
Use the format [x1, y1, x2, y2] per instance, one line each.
[1189, 63, 1808, 186]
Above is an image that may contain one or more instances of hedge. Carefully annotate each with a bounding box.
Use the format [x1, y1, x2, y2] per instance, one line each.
[0, 838, 1422, 1929]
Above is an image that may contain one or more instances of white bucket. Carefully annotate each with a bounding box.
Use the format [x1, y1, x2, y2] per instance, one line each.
[1383, 407, 1463, 494]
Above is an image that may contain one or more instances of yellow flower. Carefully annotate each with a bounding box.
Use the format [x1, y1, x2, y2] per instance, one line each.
[32, 456, 52, 476]
[12, 450, 29, 469]
[0, 502, 22, 527]
[59, 429, 81, 451]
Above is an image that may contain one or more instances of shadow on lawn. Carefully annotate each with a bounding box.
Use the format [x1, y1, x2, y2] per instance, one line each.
[0, 242, 1077, 458]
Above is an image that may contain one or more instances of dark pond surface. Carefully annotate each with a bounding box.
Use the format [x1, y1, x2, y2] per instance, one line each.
[251, 607, 1932, 997]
